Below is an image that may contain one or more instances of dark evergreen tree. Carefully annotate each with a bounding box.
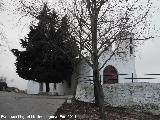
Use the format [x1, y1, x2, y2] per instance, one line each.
[12, 3, 78, 92]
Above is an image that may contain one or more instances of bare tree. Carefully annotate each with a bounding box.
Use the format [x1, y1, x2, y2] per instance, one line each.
[0, 0, 4, 11]
[0, 76, 6, 82]
[58, 0, 153, 110]
[0, 0, 6, 48]
[16, 0, 153, 116]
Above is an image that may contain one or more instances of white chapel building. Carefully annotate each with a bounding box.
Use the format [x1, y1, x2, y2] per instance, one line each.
[27, 32, 137, 95]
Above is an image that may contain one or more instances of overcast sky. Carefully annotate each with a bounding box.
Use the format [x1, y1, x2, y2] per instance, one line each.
[0, 0, 160, 90]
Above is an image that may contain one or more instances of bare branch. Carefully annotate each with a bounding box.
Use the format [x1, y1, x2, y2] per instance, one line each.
[99, 41, 120, 71]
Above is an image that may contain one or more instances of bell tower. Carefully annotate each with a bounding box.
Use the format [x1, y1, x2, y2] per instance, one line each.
[116, 31, 137, 83]
[100, 30, 137, 84]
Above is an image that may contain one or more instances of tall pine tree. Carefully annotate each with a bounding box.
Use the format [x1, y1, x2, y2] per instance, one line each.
[12, 3, 78, 92]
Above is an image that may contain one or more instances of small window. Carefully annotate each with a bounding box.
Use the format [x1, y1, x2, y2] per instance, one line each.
[130, 46, 133, 54]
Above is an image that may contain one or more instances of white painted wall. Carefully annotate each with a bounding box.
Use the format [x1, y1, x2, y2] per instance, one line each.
[99, 52, 137, 83]
[75, 50, 137, 87]
[76, 82, 160, 115]
[27, 80, 71, 95]
[27, 34, 137, 95]
[49, 83, 54, 92]
[27, 80, 40, 94]
[75, 34, 137, 86]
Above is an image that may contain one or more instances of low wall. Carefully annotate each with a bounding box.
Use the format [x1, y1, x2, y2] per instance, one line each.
[76, 82, 160, 115]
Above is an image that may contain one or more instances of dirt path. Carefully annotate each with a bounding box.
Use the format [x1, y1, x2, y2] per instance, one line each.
[0, 91, 67, 120]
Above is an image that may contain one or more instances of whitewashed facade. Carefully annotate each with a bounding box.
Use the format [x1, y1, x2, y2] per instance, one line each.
[27, 80, 72, 95]
[76, 33, 137, 85]
[27, 33, 137, 95]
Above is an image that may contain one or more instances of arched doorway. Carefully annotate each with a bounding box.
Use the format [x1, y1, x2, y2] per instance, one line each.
[103, 65, 118, 84]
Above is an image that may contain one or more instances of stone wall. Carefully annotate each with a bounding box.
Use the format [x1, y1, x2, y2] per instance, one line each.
[76, 82, 160, 115]
[76, 83, 95, 103]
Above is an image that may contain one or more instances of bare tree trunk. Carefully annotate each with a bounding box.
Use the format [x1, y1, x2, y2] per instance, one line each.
[46, 82, 50, 93]
[93, 64, 104, 107]
[93, 57, 105, 119]
[91, 0, 104, 107]
[73, 77, 78, 98]
[92, 49, 104, 107]
[91, 1, 105, 118]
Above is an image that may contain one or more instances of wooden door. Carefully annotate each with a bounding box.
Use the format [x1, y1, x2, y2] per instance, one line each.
[103, 66, 118, 84]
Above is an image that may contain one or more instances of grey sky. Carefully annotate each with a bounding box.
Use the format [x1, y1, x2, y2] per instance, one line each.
[0, 0, 160, 90]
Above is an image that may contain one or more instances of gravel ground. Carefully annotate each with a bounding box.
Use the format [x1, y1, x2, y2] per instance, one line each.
[54, 99, 160, 120]
[0, 91, 68, 120]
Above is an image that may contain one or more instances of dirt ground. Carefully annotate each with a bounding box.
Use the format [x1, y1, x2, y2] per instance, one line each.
[54, 99, 160, 120]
